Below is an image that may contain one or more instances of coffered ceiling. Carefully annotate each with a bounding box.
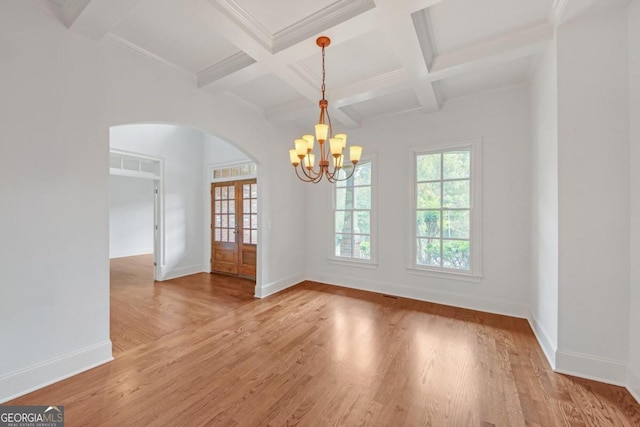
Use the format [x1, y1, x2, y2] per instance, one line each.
[30, 0, 624, 133]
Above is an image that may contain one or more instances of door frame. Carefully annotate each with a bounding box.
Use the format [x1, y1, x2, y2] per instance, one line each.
[109, 149, 164, 280]
[204, 160, 257, 277]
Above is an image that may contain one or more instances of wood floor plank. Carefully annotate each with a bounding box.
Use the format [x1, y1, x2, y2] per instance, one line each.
[6, 254, 640, 426]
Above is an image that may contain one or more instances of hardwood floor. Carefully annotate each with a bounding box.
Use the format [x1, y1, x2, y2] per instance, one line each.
[8, 255, 640, 426]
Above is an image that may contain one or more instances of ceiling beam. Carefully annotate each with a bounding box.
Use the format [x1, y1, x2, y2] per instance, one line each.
[332, 69, 409, 107]
[199, 62, 268, 93]
[550, 0, 570, 26]
[373, 0, 443, 113]
[428, 23, 554, 82]
[184, 0, 372, 126]
[68, 0, 144, 41]
[197, 52, 258, 89]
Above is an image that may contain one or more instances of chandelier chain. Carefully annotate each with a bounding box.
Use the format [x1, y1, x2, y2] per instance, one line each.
[321, 46, 326, 99]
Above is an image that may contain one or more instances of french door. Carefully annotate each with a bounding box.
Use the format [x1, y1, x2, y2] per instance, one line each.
[211, 179, 257, 278]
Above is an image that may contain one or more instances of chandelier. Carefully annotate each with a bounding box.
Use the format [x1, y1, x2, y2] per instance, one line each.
[288, 36, 362, 183]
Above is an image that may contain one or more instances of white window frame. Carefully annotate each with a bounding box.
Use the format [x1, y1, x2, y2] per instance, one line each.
[329, 154, 378, 268]
[408, 138, 482, 280]
[209, 160, 257, 183]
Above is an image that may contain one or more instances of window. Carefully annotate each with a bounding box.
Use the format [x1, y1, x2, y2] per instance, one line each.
[414, 142, 481, 276]
[212, 162, 256, 181]
[333, 159, 374, 263]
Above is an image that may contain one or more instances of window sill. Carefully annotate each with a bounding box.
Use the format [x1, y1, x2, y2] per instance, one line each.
[328, 258, 379, 269]
[406, 266, 482, 283]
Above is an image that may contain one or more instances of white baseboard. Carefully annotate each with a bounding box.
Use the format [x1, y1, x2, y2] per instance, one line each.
[0, 340, 113, 404]
[555, 349, 627, 386]
[255, 273, 305, 298]
[628, 365, 640, 404]
[528, 315, 557, 369]
[159, 264, 205, 281]
[307, 273, 529, 319]
[109, 249, 153, 259]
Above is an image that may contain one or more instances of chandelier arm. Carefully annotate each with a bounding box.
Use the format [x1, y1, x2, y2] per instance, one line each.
[300, 161, 327, 182]
[332, 164, 357, 182]
[326, 106, 333, 140]
[294, 164, 319, 182]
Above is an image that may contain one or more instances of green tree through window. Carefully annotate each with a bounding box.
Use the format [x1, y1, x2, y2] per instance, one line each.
[335, 160, 372, 260]
[416, 149, 471, 271]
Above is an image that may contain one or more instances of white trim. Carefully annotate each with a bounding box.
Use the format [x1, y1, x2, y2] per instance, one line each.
[406, 266, 482, 282]
[527, 315, 557, 369]
[628, 366, 640, 404]
[212, 0, 375, 53]
[555, 350, 628, 386]
[409, 137, 483, 278]
[109, 149, 164, 280]
[328, 258, 378, 269]
[209, 160, 257, 183]
[0, 340, 112, 404]
[197, 52, 256, 88]
[105, 34, 194, 81]
[159, 264, 205, 281]
[255, 274, 305, 298]
[412, 7, 437, 70]
[272, 0, 376, 53]
[306, 273, 529, 319]
[550, 0, 570, 26]
[109, 168, 160, 180]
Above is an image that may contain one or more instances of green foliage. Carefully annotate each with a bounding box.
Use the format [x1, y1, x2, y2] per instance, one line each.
[415, 149, 471, 271]
[334, 160, 372, 260]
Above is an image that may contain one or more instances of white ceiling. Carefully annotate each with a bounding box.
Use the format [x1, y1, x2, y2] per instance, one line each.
[34, 0, 621, 133]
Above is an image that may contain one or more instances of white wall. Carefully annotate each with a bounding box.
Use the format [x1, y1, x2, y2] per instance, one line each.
[109, 175, 155, 259]
[305, 86, 532, 317]
[556, 5, 630, 383]
[0, 1, 305, 403]
[203, 133, 250, 167]
[529, 43, 559, 367]
[110, 124, 206, 279]
[628, 0, 640, 401]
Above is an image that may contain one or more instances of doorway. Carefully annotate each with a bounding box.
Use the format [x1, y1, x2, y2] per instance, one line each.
[109, 149, 162, 280]
[211, 179, 257, 278]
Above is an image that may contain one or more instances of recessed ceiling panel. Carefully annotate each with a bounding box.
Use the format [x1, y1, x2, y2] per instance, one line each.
[437, 56, 533, 101]
[428, 0, 554, 54]
[346, 87, 420, 121]
[228, 73, 306, 110]
[234, 0, 338, 34]
[111, 0, 241, 73]
[299, 28, 402, 90]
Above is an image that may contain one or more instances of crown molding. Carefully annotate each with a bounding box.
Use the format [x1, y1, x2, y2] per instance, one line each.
[272, 0, 376, 53]
[213, 0, 272, 51]
[288, 62, 320, 92]
[197, 51, 257, 88]
[332, 69, 409, 107]
[412, 7, 437, 70]
[212, 0, 375, 54]
[373, 0, 440, 113]
[27, 0, 90, 28]
[60, 0, 91, 28]
[429, 22, 554, 82]
[106, 34, 195, 80]
[550, 0, 570, 26]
